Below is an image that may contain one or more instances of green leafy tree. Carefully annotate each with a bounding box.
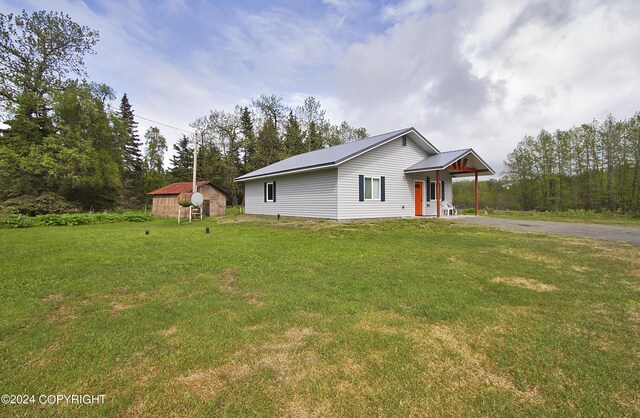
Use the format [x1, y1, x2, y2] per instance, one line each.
[0, 10, 98, 119]
[143, 126, 168, 196]
[504, 113, 640, 214]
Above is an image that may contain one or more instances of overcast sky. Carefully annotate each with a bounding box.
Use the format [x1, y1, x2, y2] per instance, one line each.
[4, 0, 640, 175]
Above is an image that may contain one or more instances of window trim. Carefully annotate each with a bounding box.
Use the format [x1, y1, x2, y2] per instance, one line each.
[429, 180, 445, 201]
[364, 176, 381, 201]
[266, 181, 274, 202]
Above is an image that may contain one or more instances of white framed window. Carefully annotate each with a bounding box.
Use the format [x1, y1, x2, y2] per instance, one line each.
[266, 182, 274, 201]
[429, 180, 445, 201]
[364, 177, 380, 200]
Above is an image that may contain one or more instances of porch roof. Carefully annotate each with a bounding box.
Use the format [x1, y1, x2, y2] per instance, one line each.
[404, 148, 494, 177]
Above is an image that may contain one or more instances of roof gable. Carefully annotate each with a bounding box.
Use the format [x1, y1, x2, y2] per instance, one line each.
[236, 127, 438, 181]
[405, 148, 495, 176]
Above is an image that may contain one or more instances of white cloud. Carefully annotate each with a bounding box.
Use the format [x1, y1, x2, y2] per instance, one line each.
[333, 0, 640, 174]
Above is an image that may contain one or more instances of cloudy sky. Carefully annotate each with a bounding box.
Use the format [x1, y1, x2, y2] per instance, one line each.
[4, 0, 640, 174]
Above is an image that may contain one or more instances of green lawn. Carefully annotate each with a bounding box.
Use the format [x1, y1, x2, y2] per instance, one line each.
[487, 210, 640, 227]
[1, 215, 639, 416]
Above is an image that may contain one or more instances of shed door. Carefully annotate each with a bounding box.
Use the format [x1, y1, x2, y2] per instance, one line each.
[203, 200, 210, 217]
[414, 182, 423, 216]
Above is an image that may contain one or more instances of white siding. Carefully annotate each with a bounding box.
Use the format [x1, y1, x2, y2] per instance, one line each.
[244, 168, 338, 219]
[337, 137, 431, 219]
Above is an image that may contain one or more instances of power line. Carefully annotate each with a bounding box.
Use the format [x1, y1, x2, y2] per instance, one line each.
[134, 114, 193, 134]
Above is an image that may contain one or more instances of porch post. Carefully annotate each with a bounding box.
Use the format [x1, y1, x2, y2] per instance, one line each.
[436, 170, 441, 218]
[474, 170, 479, 216]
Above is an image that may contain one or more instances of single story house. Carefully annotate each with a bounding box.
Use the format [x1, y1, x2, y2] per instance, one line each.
[147, 181, 226, 218]
[235, 127, 493, 220]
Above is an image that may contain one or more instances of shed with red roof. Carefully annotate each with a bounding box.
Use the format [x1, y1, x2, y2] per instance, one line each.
[148, 181, 226, 218]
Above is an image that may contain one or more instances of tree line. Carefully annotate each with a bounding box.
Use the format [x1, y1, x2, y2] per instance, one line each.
[503, 113, 640, 213]
[0, 10, 367, 214]
[171, 96, 367, 206]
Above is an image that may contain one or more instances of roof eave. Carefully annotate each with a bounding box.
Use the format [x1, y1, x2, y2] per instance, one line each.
[235, 162, 337, 182]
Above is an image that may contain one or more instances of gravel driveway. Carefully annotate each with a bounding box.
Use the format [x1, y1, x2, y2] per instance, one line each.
[448, 216, 640, 244]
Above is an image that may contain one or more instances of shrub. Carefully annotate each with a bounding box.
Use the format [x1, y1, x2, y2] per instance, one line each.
[0, 211, 153, 228]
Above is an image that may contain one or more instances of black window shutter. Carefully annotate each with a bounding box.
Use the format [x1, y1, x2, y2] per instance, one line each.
[358, 175, 364, 201]
[264, 182, 267, 202]
[441, 180, 445, 200]
[426, 177, 430, 202]
[381, 176, 385, 201]
[273, 181, 276, 202]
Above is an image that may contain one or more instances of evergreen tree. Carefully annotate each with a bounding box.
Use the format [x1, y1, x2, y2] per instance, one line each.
[239, 106, 256, 173]
[307, 120, 322, 151]
[169, 134, 193, 182]
[119, 93, 144, 207]
[283, 111, 305, 156]
[255, 118, 282, 167]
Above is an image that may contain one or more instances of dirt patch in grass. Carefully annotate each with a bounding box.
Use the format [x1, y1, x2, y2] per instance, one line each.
[285, 395, 331, 418]
[177, 326, 332, 413]
[41, 294, 66, 302]
[561, 238, 640, 268]
[219, 268, 264, 306]
[622, 279, 640, 292]
[356, 310, 404, 335]
[297, 310, 324, 319]
[356, 310, 543, 405]
[45, 304, 79, 323]
[109, 289, 162, 315]
[178, 362, 252, 399]
[42, 294, 79, 322]
[43, 288, 163, 321]
[160, 326, 177, 337]
[499, 247, 565, 269]
[412, 324, 543, 404]
[492, 277, 558, 292]
[628, 304, 640, 332]
[448, 256, 466, 265]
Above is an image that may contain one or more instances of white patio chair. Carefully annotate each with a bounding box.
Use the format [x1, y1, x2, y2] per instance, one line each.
[442, 202, 457, 216]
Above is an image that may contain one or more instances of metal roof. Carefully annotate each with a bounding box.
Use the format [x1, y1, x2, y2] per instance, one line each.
[405, 148, 495, 175]
[236, 127, 438, 181]
[148, 181, 210, 195]
[405, 149, 471, 172]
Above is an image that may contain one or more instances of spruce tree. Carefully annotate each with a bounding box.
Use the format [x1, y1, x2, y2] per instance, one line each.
[283, 111, 305, 157]
[239, 106, 255, 173]
[169, 134, 193, 182]
[119, 93, 144, 207]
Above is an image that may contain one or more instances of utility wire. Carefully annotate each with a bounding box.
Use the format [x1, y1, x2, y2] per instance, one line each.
[134, 114, 193, 134]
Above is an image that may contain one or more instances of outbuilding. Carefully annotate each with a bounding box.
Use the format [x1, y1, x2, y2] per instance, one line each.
[235, 127, 493, 220]
[148, 181, 226, 218]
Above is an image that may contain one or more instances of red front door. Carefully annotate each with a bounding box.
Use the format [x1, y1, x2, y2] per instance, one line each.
[414, 182, 423, 216]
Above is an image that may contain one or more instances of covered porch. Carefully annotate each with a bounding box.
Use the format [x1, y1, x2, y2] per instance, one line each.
[405, 149, 494, 218]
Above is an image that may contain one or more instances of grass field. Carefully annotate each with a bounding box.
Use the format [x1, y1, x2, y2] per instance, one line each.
[487, 210, 640, 227]
[1, 215, 639, 416]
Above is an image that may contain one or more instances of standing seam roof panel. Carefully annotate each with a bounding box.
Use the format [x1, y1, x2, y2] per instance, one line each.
[236, 128, 415, 181]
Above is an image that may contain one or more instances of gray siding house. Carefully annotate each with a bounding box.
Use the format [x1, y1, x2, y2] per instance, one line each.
[236, 127, 493, 220]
